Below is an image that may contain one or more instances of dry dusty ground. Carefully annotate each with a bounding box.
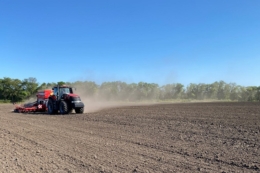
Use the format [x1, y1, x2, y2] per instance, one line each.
[0, 102, 260, 173]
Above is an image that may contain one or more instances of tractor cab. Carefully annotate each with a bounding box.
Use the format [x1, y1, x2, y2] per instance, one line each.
[52, 86, 73, 99]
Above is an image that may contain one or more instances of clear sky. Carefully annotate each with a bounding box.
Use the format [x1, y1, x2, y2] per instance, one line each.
[0, 0, 259, 86]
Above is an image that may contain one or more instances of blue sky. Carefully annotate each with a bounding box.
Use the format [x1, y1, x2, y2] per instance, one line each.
[0, 0, 259, 86]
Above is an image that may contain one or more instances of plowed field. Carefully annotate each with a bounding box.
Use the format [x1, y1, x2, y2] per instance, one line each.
[0, 102, 260, 172]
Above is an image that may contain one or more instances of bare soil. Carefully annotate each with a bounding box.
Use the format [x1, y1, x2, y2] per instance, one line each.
[0, 102, 260, 172]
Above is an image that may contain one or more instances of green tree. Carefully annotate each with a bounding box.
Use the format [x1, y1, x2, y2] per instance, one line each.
[1, 77, 12, 101]
[255, 86, 260, 101]
[161, 83, 184, 100]
[186, 83, 198, 99]
[22, 77, 39, 99]
[57, 81, 66, 86]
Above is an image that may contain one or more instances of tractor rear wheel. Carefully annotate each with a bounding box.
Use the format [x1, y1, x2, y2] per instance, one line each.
[75, 107, 84, 114]
[59, 101, 68, 114]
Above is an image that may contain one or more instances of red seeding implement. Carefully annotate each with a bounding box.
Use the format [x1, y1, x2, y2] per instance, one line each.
[14, 86, 84, 114]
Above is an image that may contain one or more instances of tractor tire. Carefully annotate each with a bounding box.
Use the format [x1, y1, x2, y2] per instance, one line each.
[59, 101, 68, 114]
[47, 99, 54, 114]
[75, 107, 84, 114]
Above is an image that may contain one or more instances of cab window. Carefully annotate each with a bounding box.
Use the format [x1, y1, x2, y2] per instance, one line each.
[53, 87, 58, 95]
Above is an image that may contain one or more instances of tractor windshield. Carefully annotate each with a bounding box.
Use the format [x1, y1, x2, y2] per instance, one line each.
[60, 87, 70, 94]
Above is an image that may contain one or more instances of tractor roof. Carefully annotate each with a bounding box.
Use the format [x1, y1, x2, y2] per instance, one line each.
[53, 85, 71, 88]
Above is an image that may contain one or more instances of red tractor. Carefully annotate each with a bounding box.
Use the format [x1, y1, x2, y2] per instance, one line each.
[47, 85, 84, 114]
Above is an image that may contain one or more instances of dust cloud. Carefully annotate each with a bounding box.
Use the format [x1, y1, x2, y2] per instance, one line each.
[75, 89, 157, 113]
[80, 98, 157, 113]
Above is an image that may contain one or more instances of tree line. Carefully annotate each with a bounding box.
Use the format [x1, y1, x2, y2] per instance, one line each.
[1, 77, 260, 102]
